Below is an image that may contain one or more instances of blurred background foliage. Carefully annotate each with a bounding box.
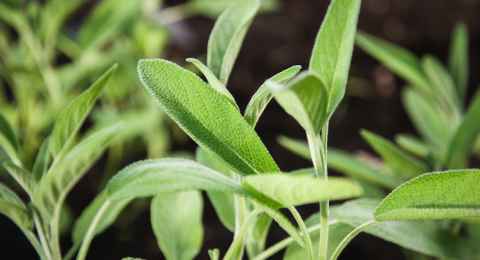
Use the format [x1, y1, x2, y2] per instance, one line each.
[1, 0, 480, 259]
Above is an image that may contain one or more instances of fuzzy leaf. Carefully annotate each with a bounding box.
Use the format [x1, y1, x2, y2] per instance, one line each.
[309, 0, 361, 114]
[151, 191, 203, 260]
[0, 112, 18, 150]
[361, 130, 428, 179]
[242, 174, 362, 207]
[32, 139, 51, 182]
[138, 59, 279, 175]
[207, 0, 259, 83]
[356, 32, 430, 94]
[449, 23, 469, 101]
[49, 64, 117, 158]
[268, 72, 328, 134]
[445, 93, 480, 168]
[395, 134, 430, 158]
[244, 65, 301, 127]
[2, 161, 35, 197]
[0, 183, 31, 230]
[375, 169, 480, 220]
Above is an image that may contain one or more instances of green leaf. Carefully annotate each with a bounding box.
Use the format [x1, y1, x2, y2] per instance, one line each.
[402, 89, 453, 159]
[207, 0, 259, 83]
[376, 169, 480, 221]
[32, 139, 51, 182]
[151, 191, 203, 260]
[277, 136, 401, 188]
[35, 123, 123, 220]
[421, 55, 460, 115]
[48, 64, 117, 158]
[332, 199, 463, 258]
[445, 92, 480, 168]
[309, 0, 361, 114]
[138, 59, 279, 175]
[242, 174, 362, 207]
[224, 210, 261, 260]
[196, 148, 235, 232]
[361, 130, 428, 179]
[0, 183, 32, 230]
[72, 192, 131, 245]
[188, 0, 278, 18]
[0, 112, 18, 150]
[268, 72, 329, 134]
[394, 134, 429, 159]
[208, 249, 220, 260]
[186, 58, 237, 107]
[449, 23, 469, 101]
[2, 161, 35, 197]
[356, 32, 430, 94]
[244, 65, 301, 127]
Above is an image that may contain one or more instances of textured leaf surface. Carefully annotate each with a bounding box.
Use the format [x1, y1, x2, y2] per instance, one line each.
[0, 183, 31, 230]
[375, 170, 480, 220]
[138, 59, 279, 175]
[309, 0, 361, 114]
[2, 161, 35, 197]
[361, 130, 428, 179]
[242, 174, 362, 207]
[269, 73, 328, 134]
[151, 191, 203, 260]
[244, 65, 301, 127]
[207, 0, 259, 83]
[49, 65, 116, 158]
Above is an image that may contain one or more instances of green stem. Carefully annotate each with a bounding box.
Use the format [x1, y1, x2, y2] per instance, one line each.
[33, 213, 53, 260]
[307, 124, 329, 260]
[289, 207, 314, 260]
[77, 200, 111, 260]
[329, 221, 375, 260]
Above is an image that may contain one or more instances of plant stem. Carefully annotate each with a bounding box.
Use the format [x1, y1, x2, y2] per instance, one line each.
[289, 207, 314, 260]
[307, 124, 329, 260]
[77, 200, 111, 260]
[33, 213, 54, 260]
[329, 221, 375, 260]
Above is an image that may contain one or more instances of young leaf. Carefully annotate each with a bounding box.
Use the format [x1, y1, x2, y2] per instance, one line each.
[268, 72, 329, 134]
[375, 169, 480, 220]
[361, 130, 428, 179]
[0, 183, 32, 230]
[138, 59, 279, 175]
[32, 139, 51, 181]
[395, 134, 430, 159]
[402, 89, 453, 158]
[309, 0, 361, 114]
[244, 65, 301, 127]
[356, 32, 430, 94]
[445, 92, 480, 168]
[186, 58, 237, 107]
[196, 148, 235, 232]
[207, 0, 260, 83]
[208, 249, 220, 260]
[2, 161, 35, 197]
[151, 191, 203, 260]
[278, 136, 401, 188]
[421, 55, 460, 114]
[448, 23, 469, 101]
[0, 112, 18, 150]
[331, 199, 462, 258]
[48, 64, 117, 158]
[242, 174, 362, 207]
[35, 123, 123, 220]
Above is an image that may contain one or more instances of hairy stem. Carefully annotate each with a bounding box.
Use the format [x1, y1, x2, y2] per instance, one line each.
[307, 124, 329, 260]
[33, 213, 54, 260]
[77, 200, 111, 260]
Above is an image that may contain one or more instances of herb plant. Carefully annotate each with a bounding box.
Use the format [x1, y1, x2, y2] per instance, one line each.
[280, 21, 480, 260]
